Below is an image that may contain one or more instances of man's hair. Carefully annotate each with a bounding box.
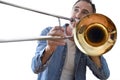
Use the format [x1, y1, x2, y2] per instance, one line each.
[73, 0, 96, 13]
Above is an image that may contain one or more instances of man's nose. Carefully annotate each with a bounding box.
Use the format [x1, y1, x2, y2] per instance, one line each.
[76, 12, 82, 19]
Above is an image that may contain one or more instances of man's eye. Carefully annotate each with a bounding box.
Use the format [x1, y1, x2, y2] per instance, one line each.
[82, 10, 89, 14]
[74, 8, 79, 12]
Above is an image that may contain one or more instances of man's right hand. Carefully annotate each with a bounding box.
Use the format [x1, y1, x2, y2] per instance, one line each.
[46, 26, 66, 52]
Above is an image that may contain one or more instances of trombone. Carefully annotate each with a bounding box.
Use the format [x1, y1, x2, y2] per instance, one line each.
[0, 1, 117, 56]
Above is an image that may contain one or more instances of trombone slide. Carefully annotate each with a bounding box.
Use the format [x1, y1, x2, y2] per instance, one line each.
[0, 36, 72, 43]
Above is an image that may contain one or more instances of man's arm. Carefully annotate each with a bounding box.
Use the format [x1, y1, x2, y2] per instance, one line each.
[41, 45, 55, 64]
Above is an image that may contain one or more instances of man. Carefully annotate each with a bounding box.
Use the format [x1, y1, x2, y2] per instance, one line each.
[31, 0, 110, 80]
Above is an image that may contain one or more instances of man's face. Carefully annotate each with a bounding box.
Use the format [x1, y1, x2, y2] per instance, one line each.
[71, 1, 93, 27]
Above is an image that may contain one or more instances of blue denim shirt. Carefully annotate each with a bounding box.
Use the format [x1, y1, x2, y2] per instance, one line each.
[31, 26, 110, 80]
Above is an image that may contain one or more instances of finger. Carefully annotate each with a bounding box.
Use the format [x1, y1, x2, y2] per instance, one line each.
[48, 28, 65, 37]
[53, 26, 65, 32]
[48, 31, 65, 37]
[48, 40, 66, 46]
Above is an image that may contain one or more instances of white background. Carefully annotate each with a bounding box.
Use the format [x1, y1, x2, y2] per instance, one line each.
[0, 0, 119, 80]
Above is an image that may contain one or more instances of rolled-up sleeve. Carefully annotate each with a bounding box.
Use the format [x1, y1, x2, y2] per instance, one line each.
[31, 27, 52, 74]
[86, 56, 110, 79]
[31, 46, 48, 73]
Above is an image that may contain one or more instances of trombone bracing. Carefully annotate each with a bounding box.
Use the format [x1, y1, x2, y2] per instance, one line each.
[0, 0, 117, 56]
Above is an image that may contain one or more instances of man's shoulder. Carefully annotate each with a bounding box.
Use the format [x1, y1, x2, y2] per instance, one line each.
[40, 26, 53, 36]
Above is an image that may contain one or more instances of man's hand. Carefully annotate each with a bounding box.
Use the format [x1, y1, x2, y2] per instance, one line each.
[41, 26, 66, 64]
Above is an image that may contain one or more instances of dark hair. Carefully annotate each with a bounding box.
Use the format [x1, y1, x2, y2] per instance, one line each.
[73, 0, 96, 13]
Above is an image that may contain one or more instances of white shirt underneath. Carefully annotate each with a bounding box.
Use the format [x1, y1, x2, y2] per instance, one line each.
[60, 39, 76, 80]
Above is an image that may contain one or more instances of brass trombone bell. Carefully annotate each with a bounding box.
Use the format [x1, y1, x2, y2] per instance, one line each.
[73, 13, 117, 56]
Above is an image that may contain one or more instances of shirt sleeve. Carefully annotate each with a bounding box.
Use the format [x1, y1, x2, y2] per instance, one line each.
[86, 56, 110, 79]
[31, 27, 52, 74]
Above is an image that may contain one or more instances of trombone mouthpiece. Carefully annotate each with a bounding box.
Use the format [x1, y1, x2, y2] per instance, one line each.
[70, 18, 80, 22]
[70, 18, 76, 22]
